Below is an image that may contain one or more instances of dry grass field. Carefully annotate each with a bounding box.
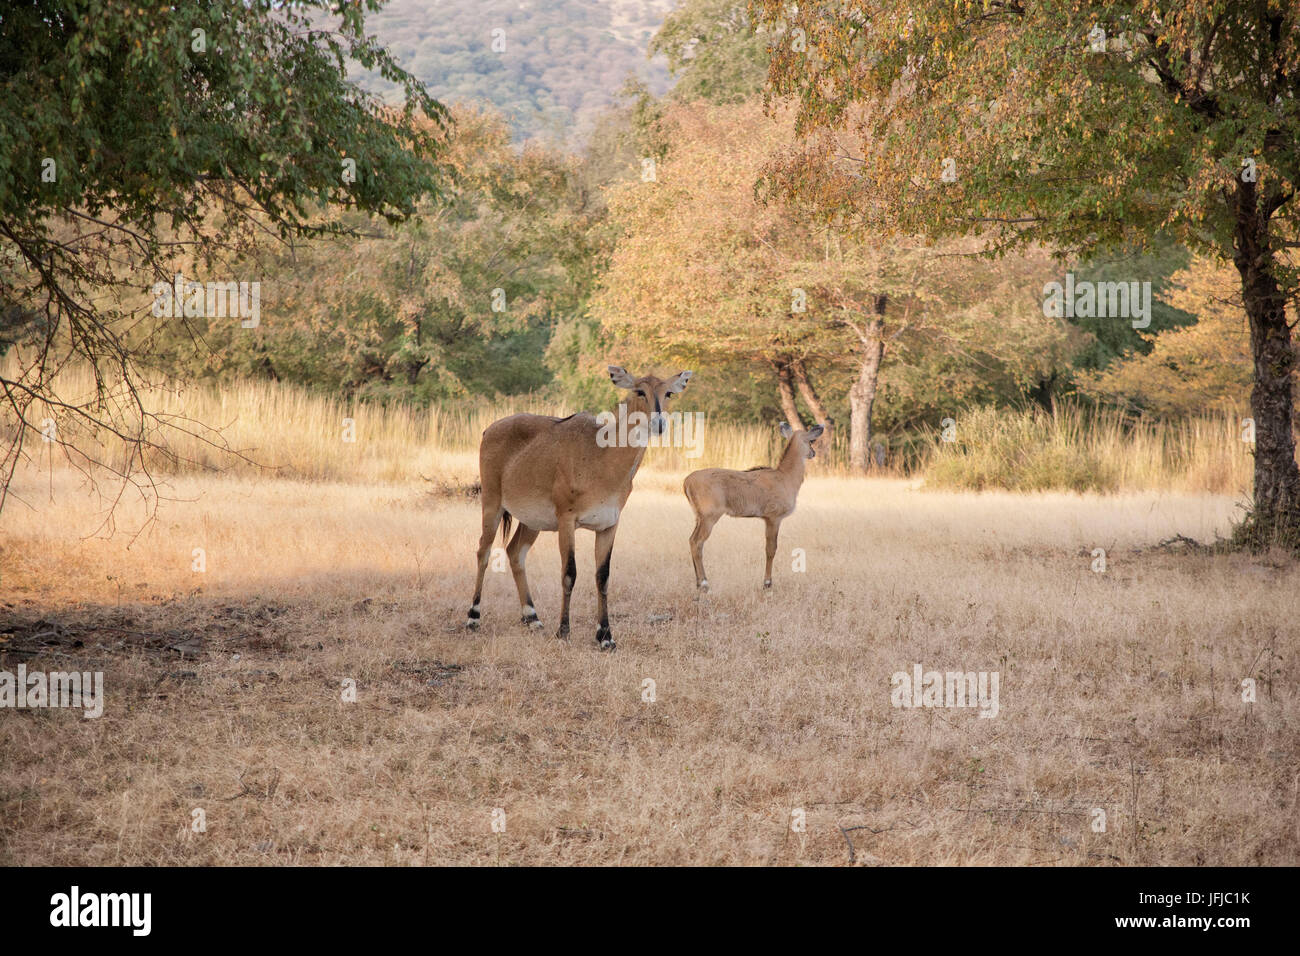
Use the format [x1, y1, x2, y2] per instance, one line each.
[3, 457, 1297, 866]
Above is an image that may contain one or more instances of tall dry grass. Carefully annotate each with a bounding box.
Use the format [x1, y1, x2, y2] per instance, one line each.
[2, 360, 1254, 494]
[2, 360, 784, 486]
[919, 403, 1252, 495]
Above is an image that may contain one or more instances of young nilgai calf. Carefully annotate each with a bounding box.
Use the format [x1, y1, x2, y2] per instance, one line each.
[683, 422, 824, 592]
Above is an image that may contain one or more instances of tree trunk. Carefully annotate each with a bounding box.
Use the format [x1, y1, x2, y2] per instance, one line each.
[405, 356, 429, 385]
[848, 295, 888, 474]
[791, 359, 833, 457]
[1233, 183, 1300, 545]
[772, 358, 804, 428]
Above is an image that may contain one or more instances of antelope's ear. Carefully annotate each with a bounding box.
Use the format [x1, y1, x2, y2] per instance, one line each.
[608, 366, 636, 389]
[779, 422, 794, 439]
[665, 370, 693, 395]
[808, 424, 826, 440]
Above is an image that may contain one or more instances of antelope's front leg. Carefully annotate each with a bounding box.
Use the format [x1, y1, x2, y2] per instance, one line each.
[763, 517, 780, 589]
[466, 503, 504, 629]
[556, 514, 577, 639]
[594, 525, 617, 651]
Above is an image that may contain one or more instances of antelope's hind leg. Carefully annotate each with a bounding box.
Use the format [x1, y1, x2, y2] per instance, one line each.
[507, 523, 543, 628]
[555, 514, 577, 640]
[689, 511, 720, 592]
[594, 525, 617, 651]
[466, 500, 504, 629]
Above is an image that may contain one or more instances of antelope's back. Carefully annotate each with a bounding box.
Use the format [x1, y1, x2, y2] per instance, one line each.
[483, 411, 602, 485]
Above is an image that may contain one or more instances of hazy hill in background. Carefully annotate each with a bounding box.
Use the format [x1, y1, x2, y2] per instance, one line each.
[362, 0, 676, 143]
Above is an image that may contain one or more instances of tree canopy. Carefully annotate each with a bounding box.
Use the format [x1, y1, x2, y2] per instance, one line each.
[0, 0, 451, 503]
[752, 0, 1300, 542]
[153, 106, 598, 404]
[593, 99, 1067, 465]
[650, 0, 771, 104]
[753, 1, 1297, 266]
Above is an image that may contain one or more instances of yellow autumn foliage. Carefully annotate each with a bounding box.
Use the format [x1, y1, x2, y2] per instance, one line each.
[1078, 257, 1260, 417]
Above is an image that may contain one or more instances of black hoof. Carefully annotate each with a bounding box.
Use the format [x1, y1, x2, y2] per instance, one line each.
[596, 626, 615, 651]
[555, 625, 570, 640]
[521, 614, 542, 629]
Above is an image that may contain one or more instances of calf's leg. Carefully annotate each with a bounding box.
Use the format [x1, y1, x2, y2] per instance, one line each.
[689, 511, 720, 591]
[763, 516, 781, 589]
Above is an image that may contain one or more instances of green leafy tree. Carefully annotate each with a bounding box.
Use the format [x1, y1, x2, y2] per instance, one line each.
[755, 0, 1300, 544]
[0, 0, 450, 504]
[149, 106, 599, 404]
[1065, 240, 1196, 374]
[650, 0, 770, 104]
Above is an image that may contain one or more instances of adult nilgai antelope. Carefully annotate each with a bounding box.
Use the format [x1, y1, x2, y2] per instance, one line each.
[465, 365, 694, 649]
[684, 422, 824, 592]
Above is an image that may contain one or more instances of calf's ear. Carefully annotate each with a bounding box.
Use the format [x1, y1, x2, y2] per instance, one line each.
[779, 422, 794, 439]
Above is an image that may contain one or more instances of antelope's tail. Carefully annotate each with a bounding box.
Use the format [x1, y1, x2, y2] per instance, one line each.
[501, 510, 513, 548]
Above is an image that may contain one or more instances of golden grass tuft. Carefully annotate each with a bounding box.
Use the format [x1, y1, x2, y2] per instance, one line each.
[920, 403, 1252, 495]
